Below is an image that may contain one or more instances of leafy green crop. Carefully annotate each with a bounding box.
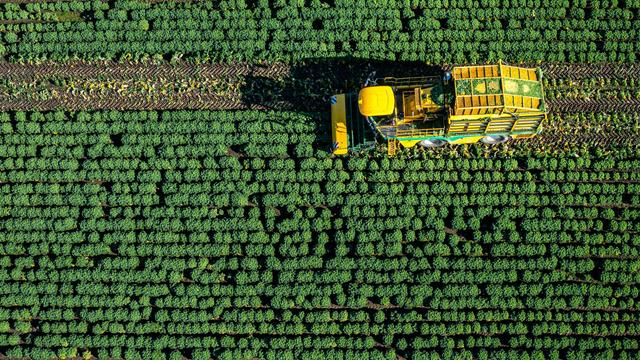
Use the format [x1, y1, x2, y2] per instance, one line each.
[0, 0, 638, 62]
[0, 109, 639, 359]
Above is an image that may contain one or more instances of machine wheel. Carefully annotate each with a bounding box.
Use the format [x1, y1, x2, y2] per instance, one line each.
[418, 139, 447, 148]
[480, 135, 510, 144]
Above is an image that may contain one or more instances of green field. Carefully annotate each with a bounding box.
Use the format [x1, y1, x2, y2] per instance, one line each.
[1, 1, 640, 359]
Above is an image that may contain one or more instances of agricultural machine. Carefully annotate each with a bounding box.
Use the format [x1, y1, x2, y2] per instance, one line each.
[330, 62, 548, 155]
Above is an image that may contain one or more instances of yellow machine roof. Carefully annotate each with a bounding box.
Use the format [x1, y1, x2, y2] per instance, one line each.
[358, 86, 395, 116]
[452, 62, 546, 116]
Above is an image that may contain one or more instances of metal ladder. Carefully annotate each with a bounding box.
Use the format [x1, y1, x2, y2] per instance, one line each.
[387, 138, 397, 156]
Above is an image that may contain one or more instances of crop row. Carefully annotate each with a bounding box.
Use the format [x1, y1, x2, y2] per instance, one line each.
[0, 110, 638, 359]
[0, 1, 639, 62]
[1, 110, 640, 160]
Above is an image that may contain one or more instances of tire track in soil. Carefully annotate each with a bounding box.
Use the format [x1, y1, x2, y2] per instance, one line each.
[546, 98, 640, 113]
[533, 131, 640, 148]
[0, 91, 312, 112]
[0, 95, 291, 112]
[2, 91, 637, 115]
[1, 60, 639, 82]
[541, 63, 640, 80]
[0, 60, 291, 81]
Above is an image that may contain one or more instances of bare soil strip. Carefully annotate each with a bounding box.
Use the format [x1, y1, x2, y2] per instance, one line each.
[541, 63, 640, 80]
[0, 60, 291, 82]
[534, 131, 640, 149]
[546, 98, 640, 113]
[1, 89, 637, 116]
[1, 60, 638, 82]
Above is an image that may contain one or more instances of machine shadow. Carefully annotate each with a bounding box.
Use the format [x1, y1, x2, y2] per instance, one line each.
[238, 57, 443, 151]
[240, 57, 443, 112]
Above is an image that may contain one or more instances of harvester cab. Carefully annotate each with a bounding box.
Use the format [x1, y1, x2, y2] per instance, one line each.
[330, 61, 548, 155]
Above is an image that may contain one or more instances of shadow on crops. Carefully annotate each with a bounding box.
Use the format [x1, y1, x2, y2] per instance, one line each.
[240, 57, 442, 112]
[238, 57, 443, 150]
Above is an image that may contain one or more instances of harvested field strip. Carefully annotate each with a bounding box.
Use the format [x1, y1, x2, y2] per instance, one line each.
[0, 62, 638, 113]
[0, 87, 638, 115]
[546, 99, 640, 114]
[0, 60, 639, 81]
[0, 96, 281, 111]
[0, 61, 291, 81]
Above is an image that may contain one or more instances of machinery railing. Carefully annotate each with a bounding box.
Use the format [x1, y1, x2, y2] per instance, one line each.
[377, 125, 445, 139]
[381, 76, 441, 88]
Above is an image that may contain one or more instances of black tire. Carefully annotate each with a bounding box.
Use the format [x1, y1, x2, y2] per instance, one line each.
[418, 139, 447, 147]
[480, 135, 510, 144]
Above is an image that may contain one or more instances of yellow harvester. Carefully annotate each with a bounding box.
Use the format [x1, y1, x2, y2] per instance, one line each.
[330, 62, 548, 155]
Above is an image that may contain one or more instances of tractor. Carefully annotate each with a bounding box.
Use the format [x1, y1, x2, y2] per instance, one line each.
[330, 62, 548, 155]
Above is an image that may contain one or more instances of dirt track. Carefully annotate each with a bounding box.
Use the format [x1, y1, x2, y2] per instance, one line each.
[1, 59, 639, 81]
[0, 60, 291, 82]
[1, 60, 639, 112]
[546, 98, 640, 114]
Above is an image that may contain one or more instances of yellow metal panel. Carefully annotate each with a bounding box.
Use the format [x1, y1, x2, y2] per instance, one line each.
[330, 94, 348, 155]
[512, 133, 537, 139]
[455, 65, 502, 79]
[449, 111, 541, 122]
[398, 140, 420, 148]
[449, 135, 484, 144]
[499, 63, 507, 110]
[387, 138, 397, 156]
[358, 86, 395, 116]
[486, 124, 511, 132]
[519, 68, 528, 80]
[505, 95, 513, 107]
